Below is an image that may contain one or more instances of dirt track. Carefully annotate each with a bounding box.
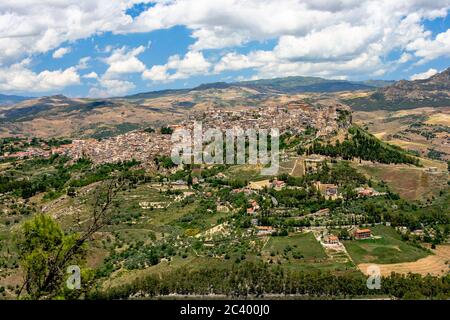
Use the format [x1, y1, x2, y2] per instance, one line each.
[358, 245, 450, 276]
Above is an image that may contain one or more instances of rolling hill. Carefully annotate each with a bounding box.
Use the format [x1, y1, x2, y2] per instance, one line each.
[0, 75, 388, 139]
[345, 68, 450, 111]
[0, 73, 440, 139]
[123, 75, 389, 99]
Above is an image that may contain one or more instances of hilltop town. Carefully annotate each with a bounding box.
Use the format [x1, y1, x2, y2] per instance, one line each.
[1, 101, 350, 168]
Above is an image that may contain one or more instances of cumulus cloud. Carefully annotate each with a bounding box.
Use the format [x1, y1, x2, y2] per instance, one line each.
[122, 0, 447, 79]
[82, 72, 99, 79]
[398, 52, 413, 64]
[1, 0, 450, 91]
[103, 46, 147, 79]
[0, 59, 80, 92]
[89, 79, 135, 98]
[0, 0, 136, 64]
[52, 47, 71, 59]
[207, 1, 450, 79]
[125, 0, 450, 73]
[272, 23, 380, 62]
[410, 68, 438, 80]
[88, 45, 147, 97]
[77, 57, 91, 70]
[143, 51, 211, 82]
[407, 29, 450, 64]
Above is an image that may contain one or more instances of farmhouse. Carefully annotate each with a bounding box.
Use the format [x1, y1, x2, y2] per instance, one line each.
[354, 228, 372, 240]
[356, 187, 374, 197]
[355, 187, 387, 197]
[324, 234, 339, 244]
[256, 226, 276, 236]
[314, 181, 339, 199]
[271, 179, 286, 190]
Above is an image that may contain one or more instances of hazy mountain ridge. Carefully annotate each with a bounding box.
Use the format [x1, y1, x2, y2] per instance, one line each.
[122, 75, 390, 99]
[0, 93, 33, 106]
[0, 73, 443, 139]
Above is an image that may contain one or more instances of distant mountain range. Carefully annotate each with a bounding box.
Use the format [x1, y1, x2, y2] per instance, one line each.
[0, 75, 394, 104]
[123, 76, 393, 100]
[0, 94, 33, 106]
[346, 68, 450, 111]
[0, 71, 448, 138]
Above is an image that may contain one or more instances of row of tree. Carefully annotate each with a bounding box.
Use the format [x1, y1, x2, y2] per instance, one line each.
[90, 261, 450, 300]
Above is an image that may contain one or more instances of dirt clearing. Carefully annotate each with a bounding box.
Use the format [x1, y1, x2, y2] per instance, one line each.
[358, 245, 450, 277]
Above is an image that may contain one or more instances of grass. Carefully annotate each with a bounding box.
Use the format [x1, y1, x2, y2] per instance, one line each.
[343, 225, 430, 264]
[225, 164, 269, 181]
[262, 232, 355, 272]
[264, 232, 327, 260]
[353, 162, 447, 201]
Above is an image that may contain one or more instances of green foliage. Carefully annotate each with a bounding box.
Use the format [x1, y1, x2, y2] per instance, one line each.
[344, 225, 429, 264]
[89, 123, 141, 140]
[69, 160, 139, 188]
[427, 149, 444, 160]
[308, 126, 420, 166]
[0, 157, 138, 199]
[154, 155, 175, 169]
[0, 155, 71, 198]
[16, 214, 84, 299]
[90, 261, 450, 299]
[160, 127, 174, 135]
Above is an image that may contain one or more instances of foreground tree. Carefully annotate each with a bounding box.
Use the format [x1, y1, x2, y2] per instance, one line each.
[16, 177, 127, 299]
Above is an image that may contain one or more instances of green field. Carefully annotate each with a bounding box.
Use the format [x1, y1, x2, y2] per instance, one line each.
[262, 232, 355, 272]
[264, 232, 326, 260]
[225, 164, 268, 181]
[343, 225, 430, 264]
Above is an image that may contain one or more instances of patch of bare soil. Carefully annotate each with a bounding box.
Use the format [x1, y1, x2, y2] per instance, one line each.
[358, 245, 450, 276]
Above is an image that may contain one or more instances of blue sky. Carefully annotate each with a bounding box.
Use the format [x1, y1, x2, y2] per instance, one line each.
[1, 1, 450, 97]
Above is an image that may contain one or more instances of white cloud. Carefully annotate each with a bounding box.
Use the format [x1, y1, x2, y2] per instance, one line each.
[83, 72, 99, 79]
[0, 0, 136, 64]
[0, 59, 80, 92]
[52, 47, 71, 59]
[88, 45, 147, 96]
[410, 68, 438, 80]
[213, 51, 273, 73]
[398, 52, 413, 64]
[214, 45, 388, 79]
[132, 1, 450, 80]
[89, 79, 135, 98]
[142, 65, 170, 82]
[407, 29, 450, 64]
[103, 46, 147, 79]
[272, 23, 380, 62]
[77, 57, 91, 70]
[189, 27, 250, 51]
[143, 51, 211, 82]
[0, 0, 449, 90]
